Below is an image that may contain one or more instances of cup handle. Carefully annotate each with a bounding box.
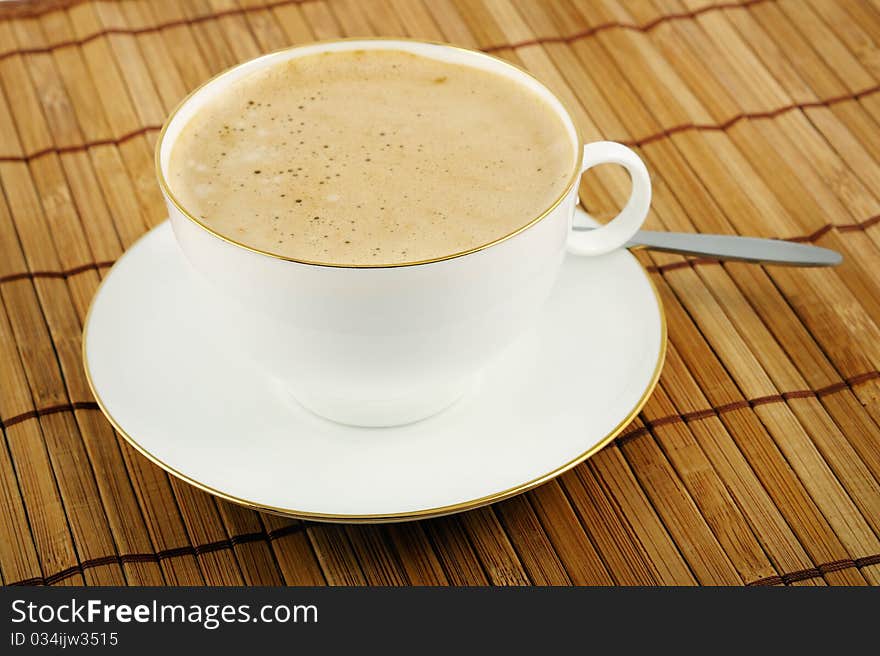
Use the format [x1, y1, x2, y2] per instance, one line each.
[567, 141, 652, 256]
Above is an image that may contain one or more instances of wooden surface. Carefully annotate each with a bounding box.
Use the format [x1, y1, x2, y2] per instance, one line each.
[0, 0, 879, 586]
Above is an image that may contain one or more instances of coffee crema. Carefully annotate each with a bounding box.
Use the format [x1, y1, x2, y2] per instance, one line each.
[168, 49, 575, 265]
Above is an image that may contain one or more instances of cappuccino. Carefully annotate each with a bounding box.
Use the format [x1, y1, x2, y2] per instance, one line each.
[169, 49, 575, 265]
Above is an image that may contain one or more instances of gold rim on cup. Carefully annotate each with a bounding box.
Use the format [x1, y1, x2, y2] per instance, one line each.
[154, 37, 585, 269]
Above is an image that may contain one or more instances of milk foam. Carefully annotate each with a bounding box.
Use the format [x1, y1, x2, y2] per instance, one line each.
[169, 49, 574, 265]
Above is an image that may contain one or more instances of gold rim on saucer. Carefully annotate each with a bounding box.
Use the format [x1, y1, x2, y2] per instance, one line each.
[81, 240, 666, 524]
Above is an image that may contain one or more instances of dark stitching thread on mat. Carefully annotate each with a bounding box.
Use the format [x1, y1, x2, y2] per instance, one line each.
[483, 0, 769, 53]
[836, 214, 880, 233]
[2, 84, 879, 163]
[614, 371, 880, 445]
[0, 260, 116, 285]
[7, 523, 310, 586]
[11, 545, 880, 587]
[0, 126, 160, 163]
[0, 402, 100, 431]
[845, 371, 880, 387]
[0, 0, 763, 64]
[645, 258, 719, 273]
[0, 0, 100, 20]
[618, 85, 880, 148]
[746, 554, 880, 586]
[0, 0, 316, 28]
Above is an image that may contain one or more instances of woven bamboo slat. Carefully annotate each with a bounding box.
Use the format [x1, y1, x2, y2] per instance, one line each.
[1, 0, 879, 587]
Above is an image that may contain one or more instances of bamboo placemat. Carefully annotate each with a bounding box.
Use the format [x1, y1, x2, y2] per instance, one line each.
[0, 0, 878, 587]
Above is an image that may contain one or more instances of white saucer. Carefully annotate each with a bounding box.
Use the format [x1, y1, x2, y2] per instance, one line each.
[83, 220, 665, 522]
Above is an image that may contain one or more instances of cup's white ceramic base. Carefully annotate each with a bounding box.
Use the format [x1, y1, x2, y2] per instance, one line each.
[83, 220, 665, 522]
[291, 378, 473, 428]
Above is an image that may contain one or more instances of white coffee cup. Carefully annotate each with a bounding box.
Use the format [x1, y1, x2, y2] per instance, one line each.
[156, 39, 651, 427]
